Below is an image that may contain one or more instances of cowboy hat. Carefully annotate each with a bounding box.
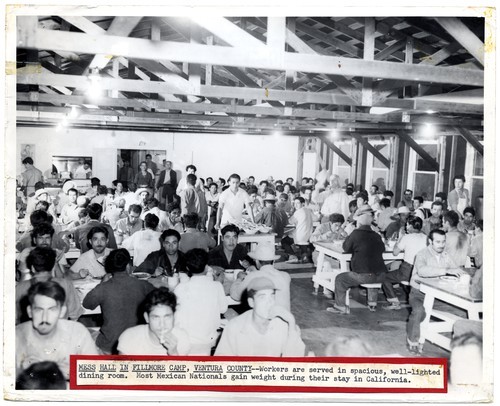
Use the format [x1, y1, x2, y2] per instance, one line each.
[248, 242, 280, 261]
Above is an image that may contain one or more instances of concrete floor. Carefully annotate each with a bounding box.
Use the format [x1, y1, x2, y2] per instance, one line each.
[277, 263, 451, 360]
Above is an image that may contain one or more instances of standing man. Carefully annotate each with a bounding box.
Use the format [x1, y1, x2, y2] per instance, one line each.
[216, 173, 255, 229]
[179, 174, 200, 217]
[176, 165, 199, 195]
[16, 281, 98, 379]
[157, 160, 177, 207]
[327, 205, 387, 314]
[145, 153, 158, 176]
[422, 200, 444, 236]
[443, 211, 469, 267]
[118, 160, 134, 185]
[21, 157, 43, 197]
[283, 196, 314, 264]
[407, 229, 466, 354]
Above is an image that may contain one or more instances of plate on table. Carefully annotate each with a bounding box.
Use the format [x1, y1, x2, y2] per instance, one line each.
[440, 275, 458, 281]
[132, 272, 152, 280]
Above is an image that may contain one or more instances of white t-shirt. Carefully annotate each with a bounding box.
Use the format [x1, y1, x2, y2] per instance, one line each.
[118, 324, 190, 355]
[219, 188, 251, 226]
[122, 229, 162, 266]
[397, 233, 428, 264]
[69, 248, 111, 278]
[174, 275, 227, 348]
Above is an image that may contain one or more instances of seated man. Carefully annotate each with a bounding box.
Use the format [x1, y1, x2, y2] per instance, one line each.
[327, 205, 388, 314]
[69, 226, 112, 279]
[82, 249, 155, 354]
[468, 220, 483, 268]
[59, 188, 80, 227]
[381, 216, 428, 310]
[174, 249, 228, 355]
[457, 206, 476, 236]
[384, 206, 410, 240]
[178, 213, 216, 253]
[16, 280, 98, 379]
[207, 224, 248, 270]
[376, 198, 396, 234]
[72, 203, 117, 254]
[443, 211, 469, 267]
[407, 229, 466, 354]
[310, 213, 347, 243]
[230, 242, 291, 311]
[115, 204, 144, 245]
[422, 200, 444, 236]
[216, 173, 255, 229]
[135, 229, 187, 277]
[16, 210, 69, 254]
[122, 213, 162, 267]
[165, 202, 184, 234]
[17, 223, 68, 280]
[117, 287, 191, 355]
[143, 198, 169, 231]
[16, 247, 83, 324]
[449, 332, 483, 386]
[215, 277, 305, 356]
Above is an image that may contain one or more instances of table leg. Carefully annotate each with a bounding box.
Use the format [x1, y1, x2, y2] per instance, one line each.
[313, 251, 325, 294]
[419, 292, 436, 345]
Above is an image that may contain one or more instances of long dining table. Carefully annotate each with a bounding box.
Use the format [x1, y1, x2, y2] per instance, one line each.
[312, 240, 404, 295]
[418, 273, 482, 351]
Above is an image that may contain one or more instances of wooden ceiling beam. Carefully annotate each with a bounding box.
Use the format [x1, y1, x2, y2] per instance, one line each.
[18, 24, 483, 86]
[317, 136, 353, 166]
[17, 72, 483, 115]
[351, 133, 390, 168]
[396, 131, 440, 172]
[455, 126, 484, 156]
[435, 17, 485, 66]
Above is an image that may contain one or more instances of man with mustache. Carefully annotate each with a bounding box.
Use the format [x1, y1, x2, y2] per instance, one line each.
[69, 226, 111, 279]
[16, 280, 97, 380]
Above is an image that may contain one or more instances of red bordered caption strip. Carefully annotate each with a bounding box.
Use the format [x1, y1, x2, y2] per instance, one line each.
[70, 355, 447, 393]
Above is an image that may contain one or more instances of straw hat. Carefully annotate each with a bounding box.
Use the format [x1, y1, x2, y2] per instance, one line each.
[62, 181, 77, 194]
[135, 188, 150, 198]
[248, 242, 280, 261]
[34, 189, 49, 199]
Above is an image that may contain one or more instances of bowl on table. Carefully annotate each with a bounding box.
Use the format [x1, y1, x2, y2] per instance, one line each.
[242, 228, 258, 235]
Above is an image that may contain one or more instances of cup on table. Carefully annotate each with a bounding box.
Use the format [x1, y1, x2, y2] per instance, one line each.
[167, 274, 179, 289]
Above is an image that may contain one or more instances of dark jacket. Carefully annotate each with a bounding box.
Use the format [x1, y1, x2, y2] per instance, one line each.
[157, 169, 178, 198]
[82, 272, 155, 353]
[208, 244, 248, 270]
[135, 248, 187, 276]
[342, 225, 386, 274]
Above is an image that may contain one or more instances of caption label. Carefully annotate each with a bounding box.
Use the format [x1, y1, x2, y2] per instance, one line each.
[71, 357, 447, 393]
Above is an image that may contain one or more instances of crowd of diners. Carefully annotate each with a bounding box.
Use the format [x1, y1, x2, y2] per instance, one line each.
[14, 156, 483, 389]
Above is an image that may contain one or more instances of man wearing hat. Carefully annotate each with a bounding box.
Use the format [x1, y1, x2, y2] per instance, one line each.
[254, 194, 288, 238]
[135, 187, 150, 212]
[215, 276, 305, 356]
[327, 204, 387, 314]
[230, 242, 291, 310]
[384, 206, 410, 240]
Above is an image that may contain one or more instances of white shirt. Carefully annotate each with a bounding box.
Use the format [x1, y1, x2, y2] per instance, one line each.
[219, 188, 251, 226]
[396, 233, 428, 264]
[320, 189, 350, 220]
[122, 229, 162, 266]
[118, 325, 190, 355]
[174, 275, 227, 350]
[289, 207, 314, 245]
[69, 248, 111, 278]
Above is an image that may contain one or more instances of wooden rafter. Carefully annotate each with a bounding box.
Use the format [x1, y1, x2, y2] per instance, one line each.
[455, 126, 484, 156]
[351, 133, 390, 168]
[396, 131, 440, 172]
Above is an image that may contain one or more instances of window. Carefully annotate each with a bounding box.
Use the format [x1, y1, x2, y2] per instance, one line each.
[365, 141, 390, 192]
[407, 141, 439, 201]
[331, 142, 352, 186]
[464, 143, 484, 213]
